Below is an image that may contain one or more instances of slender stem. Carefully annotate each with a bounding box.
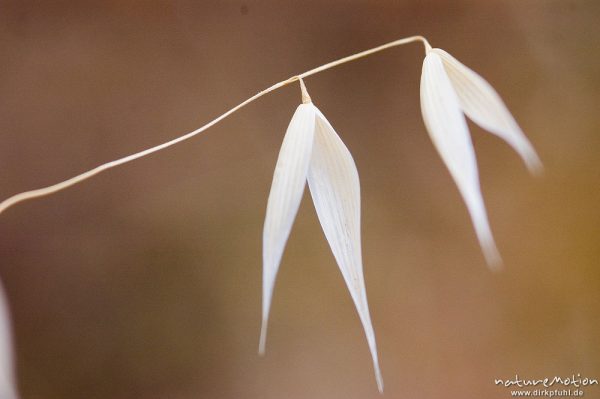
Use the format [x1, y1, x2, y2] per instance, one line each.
[299, 35, 431, 78]
[0, 35, 430, 215]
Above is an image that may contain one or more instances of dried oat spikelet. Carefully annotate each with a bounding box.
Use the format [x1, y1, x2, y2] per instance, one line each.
[420, 48, 542, 268]
[260, 80, 383, 392]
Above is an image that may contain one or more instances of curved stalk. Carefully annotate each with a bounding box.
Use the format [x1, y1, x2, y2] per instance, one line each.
[0, 35, 430, 215]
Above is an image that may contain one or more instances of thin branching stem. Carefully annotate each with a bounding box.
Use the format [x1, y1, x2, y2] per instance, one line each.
[0, 35, 430, 215]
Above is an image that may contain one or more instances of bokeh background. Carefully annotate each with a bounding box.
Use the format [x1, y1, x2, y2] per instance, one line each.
[0, 1, 598, 398]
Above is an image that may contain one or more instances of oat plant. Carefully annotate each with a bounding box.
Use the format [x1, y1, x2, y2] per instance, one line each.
[0, 35, 541, 394]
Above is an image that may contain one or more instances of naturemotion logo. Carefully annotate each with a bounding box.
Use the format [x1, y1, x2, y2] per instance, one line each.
[495, 374, 598, 397]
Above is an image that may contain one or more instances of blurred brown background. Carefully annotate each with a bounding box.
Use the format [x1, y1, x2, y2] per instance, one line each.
[0, 1, 598, 398]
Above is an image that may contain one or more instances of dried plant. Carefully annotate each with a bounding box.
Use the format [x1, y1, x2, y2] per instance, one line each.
[0, 35, 541, 394]
[421, 48, 542, 268]
[260, 80, 383, 391]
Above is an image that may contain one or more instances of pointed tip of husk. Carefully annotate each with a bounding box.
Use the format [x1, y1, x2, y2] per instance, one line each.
[526, 153, 544, 177]
[486, 255, 504, 273]
[482, 240, 503, 271]
[375, 366, 384, 393]
[258, 318, 268, 356]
